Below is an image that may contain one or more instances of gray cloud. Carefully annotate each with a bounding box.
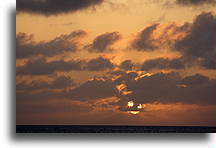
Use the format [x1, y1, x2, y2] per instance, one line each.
[88, 32, 121, 53]
[175, 12, 215, 70]
[85, 57, 115, 71]
[123, 72, 215, 105]
[16, 30, 87, 59]
[17, 0, 104, 16]
[17, 57, 115, 76]
[120, 60, 135, 71]
[49, 22, 76, 27]
[114, 72, 138, 85]
[176, 0, 214, 6]
[107, 70, 126, 76]
[16, 77, 119, 102]
[65, 78, 119, 101]
[131, 22, 192, 52]
[181, 74, 210, 86]
[132, 24, 159, 51]
[17, 75, 75, 91]
[141, 57, 185, 71]
[134, 12, 215, 70]
[16, 71, 215, 115]
[17, 58, 83, 75]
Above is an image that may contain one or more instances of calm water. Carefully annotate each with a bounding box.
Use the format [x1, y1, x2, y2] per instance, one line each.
[16, 125, 216, 133]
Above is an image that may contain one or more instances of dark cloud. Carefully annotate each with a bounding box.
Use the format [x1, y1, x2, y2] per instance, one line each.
[176, 0, 214, 6]
[114, 72, 138, 85]
[180, 74, 210, 86]
[132, 12, 215, 70]
[17, 76, 75, 91]
[17, 58, 83, 75]
[141, 57, 185, 71]
[174, 12, 215, 69]
[178, 74, 215, 105]
[123, 72, 215, 105]
[49, 22, 76, 27]
[120, 60, 135, 70]
[17, 57, 115, 76]
[88, 32, 121, 53]
[132, 24, 159, 51]
[84, 57, 115, 71]
[49, 76, 75, 89]
[17, 0, 104, 16]
[16, 77, 119, 102]
[66, 78, 118, 101]
[137, 12, 215, 70]
[16, 70, 215, 117]
[131, 21, 192, 52]
[201, 58, 215, 69]
[16, 31, 87, 59]
[107, 70, 126, 76]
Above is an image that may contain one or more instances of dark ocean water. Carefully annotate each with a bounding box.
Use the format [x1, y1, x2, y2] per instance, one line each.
[16, 125, 216, 133]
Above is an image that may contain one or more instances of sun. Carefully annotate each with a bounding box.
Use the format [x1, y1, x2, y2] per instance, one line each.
[137, 104, 142, 109]
[127, 101, 134, 107]
[128, 111, 140, 115]
[127, 101, 142, 115]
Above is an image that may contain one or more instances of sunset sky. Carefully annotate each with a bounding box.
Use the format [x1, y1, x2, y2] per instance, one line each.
[16, 0, 215, 126]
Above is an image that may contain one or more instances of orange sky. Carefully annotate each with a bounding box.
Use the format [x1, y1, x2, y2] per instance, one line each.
[16, 0, 207, 41]
[16, 0, 215, 126]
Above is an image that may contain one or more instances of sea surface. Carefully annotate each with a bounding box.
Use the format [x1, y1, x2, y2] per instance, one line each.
[16, 125, 216, 133]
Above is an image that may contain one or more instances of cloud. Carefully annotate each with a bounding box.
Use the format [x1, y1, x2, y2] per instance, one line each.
[114, 72, 138, 85]
[181, 74, 210, 86]
[17, 58, 83, 75]
[176, 0, 214, 6]
[17, 57, 115, 76]
[131, 22, 191, 51]
[88, 32, 121, 53]
[163, 0, 214, 8]
[123, 72, 215, 105]
[17, 0, 104, 16]
[16, 30, 87, 59]
[65, 78, 119, 101]
[132, 24, 159, 51]
[119, 60, 135, 71]
[49, 22, 76, 27]
[174, 12, 215, 69]
[141, 57, 185, 70]
[16, 77, 119, 102]
[17, 75, 75, 91]
[84, 57, 115, 71]
[132, 11, 215, 70]
[16, 70, 215, 119]
[107, 70, 126, 76]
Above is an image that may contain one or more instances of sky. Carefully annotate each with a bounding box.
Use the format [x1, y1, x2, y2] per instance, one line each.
[16, 0, 215, 126]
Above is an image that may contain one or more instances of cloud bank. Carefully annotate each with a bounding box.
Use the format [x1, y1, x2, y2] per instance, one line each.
[17, 0, 104, 15]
